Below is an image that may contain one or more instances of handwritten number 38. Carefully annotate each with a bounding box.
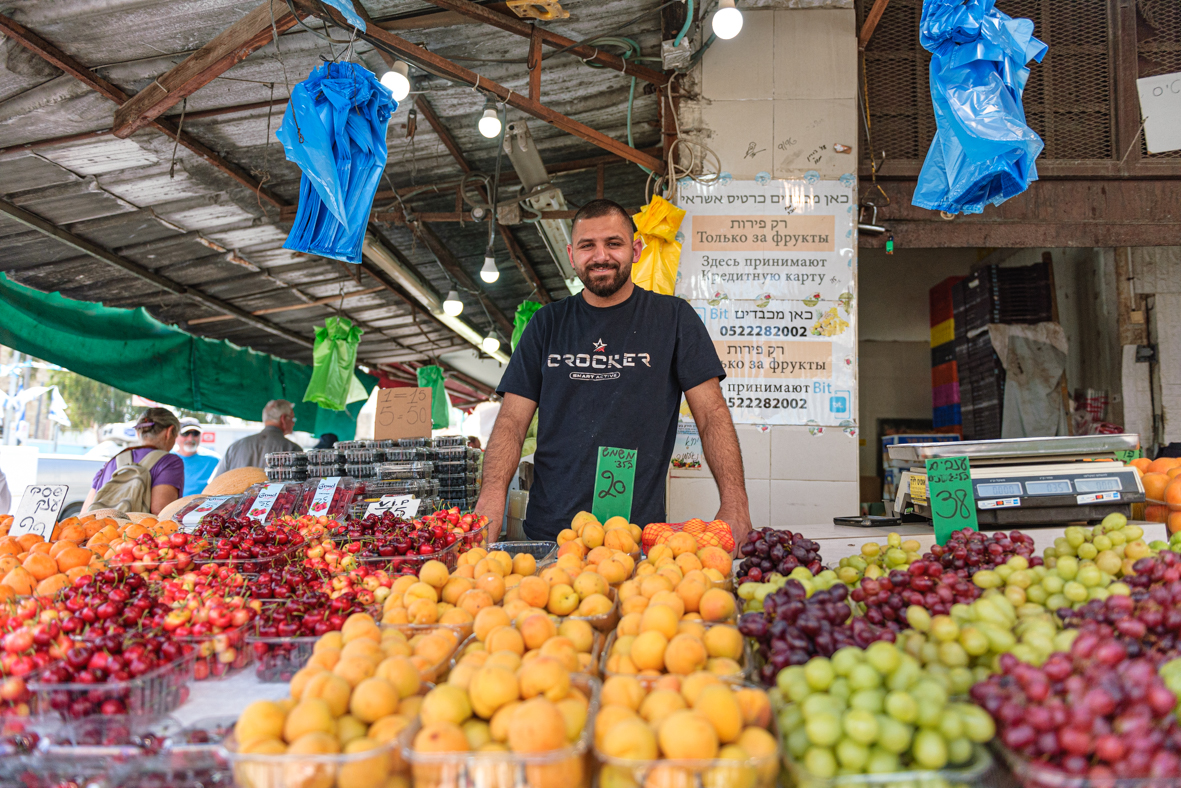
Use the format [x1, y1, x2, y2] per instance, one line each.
[934, 489, 971, 520]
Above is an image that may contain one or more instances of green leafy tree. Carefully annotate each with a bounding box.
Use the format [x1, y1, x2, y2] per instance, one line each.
[47, 370, 136, 431]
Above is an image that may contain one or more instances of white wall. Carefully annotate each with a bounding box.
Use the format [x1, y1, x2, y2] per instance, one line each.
[668, 8, 861, 528]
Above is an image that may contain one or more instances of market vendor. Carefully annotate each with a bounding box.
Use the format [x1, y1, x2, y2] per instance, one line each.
[476, 199, 752, 547]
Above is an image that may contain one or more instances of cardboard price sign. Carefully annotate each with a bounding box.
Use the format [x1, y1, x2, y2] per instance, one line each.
[364, 495, 421, 519]
[374, 387, 432, 442]
[10, 485, 68, 539]
[1115, 449, 1142, 464]
[592, 447, 637, 524]
[925, 456, 978, 545]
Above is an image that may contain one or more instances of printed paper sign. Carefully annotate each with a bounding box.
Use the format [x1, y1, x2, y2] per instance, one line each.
[924, 456, 978, 544]
[246, 483, 285, 522]
[10, 485, 68, 539]
[180, 495, 232, 530]
[365, 495, 421, 519]
[593, 447, 637, 524]
[678, 178, 857, 426]
[374, 387, 432, 442]
[307, 477, 342, 515]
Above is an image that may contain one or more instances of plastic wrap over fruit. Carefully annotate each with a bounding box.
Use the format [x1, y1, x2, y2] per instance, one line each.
[642, 519, 736, 554]
[912, 0, 1047, 215]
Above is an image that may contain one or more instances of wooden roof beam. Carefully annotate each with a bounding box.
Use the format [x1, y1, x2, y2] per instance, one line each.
[419, 0, 668, 87]
[291, 0, 664, 173]
[858, 0, 891, 51]
[111, 0, 301, 138]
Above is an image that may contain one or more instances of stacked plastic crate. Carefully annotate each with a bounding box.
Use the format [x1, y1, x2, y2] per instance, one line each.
[950, 263, 1054, 440]
[929, 277, 964, 436]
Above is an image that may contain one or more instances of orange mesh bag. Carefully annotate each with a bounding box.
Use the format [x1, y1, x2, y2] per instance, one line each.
[642, 519, 736, 555]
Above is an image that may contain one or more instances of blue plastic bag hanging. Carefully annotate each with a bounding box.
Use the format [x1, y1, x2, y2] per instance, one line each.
[912, 0, 1047, 215]
[277, 61, 395, 263]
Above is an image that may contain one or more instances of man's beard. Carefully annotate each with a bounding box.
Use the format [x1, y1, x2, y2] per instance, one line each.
[577, 260, 631, 297]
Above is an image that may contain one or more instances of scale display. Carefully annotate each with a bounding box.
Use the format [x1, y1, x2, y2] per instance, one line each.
[1026, 480, 1074, 495]
[978, 483, 1022, 497]
[1075, 477, 1122, 492]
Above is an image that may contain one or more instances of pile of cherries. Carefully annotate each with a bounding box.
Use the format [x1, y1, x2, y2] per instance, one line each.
[924, 528, 1040, 578]
[60, 571, 171, 641]
[192, 517, 305, 574]
[737, 528, 825, 582]
[971, 636, 1181, 779]
[738, 579, 895, 683]
[852, 561, 981, 625]
[250, 591, 374, 681]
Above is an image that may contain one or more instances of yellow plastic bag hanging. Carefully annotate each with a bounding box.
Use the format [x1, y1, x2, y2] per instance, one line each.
[631, 195, 686, 295]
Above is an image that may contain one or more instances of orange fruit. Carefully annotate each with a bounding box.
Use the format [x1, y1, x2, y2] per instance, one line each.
[66, 566, 93, 582]
[22, 553, 58, 582]
[0, 540, 18, 557]
[55, 548, 93, 572]
[1148, 504, 1171, 523]
[2, 567, 36, 595]
[49, 540, 77, 560]
[1169, 511, 1181, 535]
[16, 534, 43, 552]
[1131, 457, 1152, 472]
[35, 574, 70, 598]
[29, 542, 51, 556]
[1149, 458, 1181, 475]
[1144, 473, 1170, 502]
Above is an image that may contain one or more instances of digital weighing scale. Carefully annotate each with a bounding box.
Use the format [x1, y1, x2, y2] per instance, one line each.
[889, 435, 1144, 527]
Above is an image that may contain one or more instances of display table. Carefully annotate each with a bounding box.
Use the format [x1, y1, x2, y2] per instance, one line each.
[172, 670, 290, 727]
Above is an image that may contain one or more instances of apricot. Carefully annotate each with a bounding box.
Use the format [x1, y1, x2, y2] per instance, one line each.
[557, 540, 587, 560]
[558, 619, 595, 653]
[556, 695, 588, 742]
[675, 553, 704, 574]
[291, 665, 326, 700]
[419, 560, 451, 589]
[336, 715, 368, 747]
[235, 700, 287, 747]
[695, 685, 743, 743]
[621, 595, 650, 615]
[458, 589, 495, 617]
[469, 665, 520, 719]
[704, 626, 744, 661]
[703, 746, 756, 788]
[338, 737, 388, 788]
[699, 589, 737, 622]
[420, 683, 472, 726]
[617, 612, 642, 637]
[697, 547, 733, 577]
[676, 580, 707, 614]
[303, 671, 352, 717]
[473, 607, 511, 642]
[640, 575, 674, 599]
[441, 576, 475, 605]
[581, 523, 606, 549]
[508, 697, 567, 753]
[21, 553, 57, 582]
[476, 573, 506, 603]
[404, 582, 438, 605]
[630, 631, 668, 672]
[639, 688, 688, 725]
[737, 726, 779, 782]
[647, 545, 674, 564]
[285, 731, 340, 788]
[649, 590, 686, 619]
[439, 607, 474, 631]
[576, 593, 613, 618]
[334, 656, 377, 688]
[485, 625, 526, 656]
[515, 576, 549, 608]
[678, 620, 707, 641]
[340, 638, 383, 663]
[517, 656, 570, 701]
[664, 634, 708, 676]
[605, 530, 637, 554]
[667, 532, 699, 557]
[512, 553, 537, 576]
[597, 558, 630, 585]
[707, 658, 744, 677]
[350, 677, 400, 723]
[489, 700, 521, 742]
[658, 710, 719, 760]
[488, 550, 514, 575]
[368, 713, 411, 744]
[734, 688, 773, 729]
[539, 637, 580, 672]
[640, 604, 680, 640]
[284, 698, 337, 743]
[35, 574, 70, 598]
[556, 528, 579, 546]
[1, 567, 35, 596]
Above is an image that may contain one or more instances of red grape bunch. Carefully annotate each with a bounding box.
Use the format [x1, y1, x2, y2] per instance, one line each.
[850, 561, 981, 628]
[924, 529, 1039, 579]
[737, 528, 825, 583]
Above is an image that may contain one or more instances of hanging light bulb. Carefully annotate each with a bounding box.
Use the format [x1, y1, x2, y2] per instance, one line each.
[380, 61, 411, 102]
[482, 333, 501, 355]
[712, 0, 743, 39]
[480, 255, 499, 283]
[443, 289, 463, 316]
[478, 98, 502, 139]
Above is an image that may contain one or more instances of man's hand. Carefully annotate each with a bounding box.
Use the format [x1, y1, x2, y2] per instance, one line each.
[475, 492, 506, 545]
[715, 502, 752, 551]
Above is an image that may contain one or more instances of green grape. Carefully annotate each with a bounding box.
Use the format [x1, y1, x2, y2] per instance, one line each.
[930, 616, 960, 643]
[828, 677, 851, 703]
[787, 727, 811, 758]
[1063, 581, 1088, 603]
[937, 708, 963, 740]
[972, 570, 1001, 589]
[1064, 527, 1086, 548]
[1056, 556, 1079, 580]
[1077, 565, 1103, 588]
[954, 703, 996, 743]
[777, 666, 805, 693]
[779, 704, 804, 733]
[848, 664, 883, 692]
[937, 642, 969, 668]
[875, 716, 914, 754]
[1041, 575, 1064, 594]
[1026, 585, 1049, 605]
[836, 739, 870, 770]
[865, 641, 901, 674]
[785, 679, 813, 704]
[861, 543, 881, 558]
[886, 656, 922, 692]
[802, 694, 844, 720]
[848, 689, 885, 714]
[804, 657, 835, 691]
[804, 712, 841, 747]
[947, 737, 973, 765]
[1045, 593, 1069, 611]
[832, 647, 863, 677]
[865, 748, 901, 774]
[913, 729, 949, 769]
[884, 691, 917, 723]
[804, 747, 838, 778]
[948, 667, 974, 696]
[1077, 543, 1098, 560]
[1007, 570, 1032, 589]
[843, 709, 880, 745]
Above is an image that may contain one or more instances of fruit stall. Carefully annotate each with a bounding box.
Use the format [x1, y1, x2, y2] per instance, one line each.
[0, 438, 1175, 788]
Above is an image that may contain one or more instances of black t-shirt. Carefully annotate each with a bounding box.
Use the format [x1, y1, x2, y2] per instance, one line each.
[497, 286, 725, 540]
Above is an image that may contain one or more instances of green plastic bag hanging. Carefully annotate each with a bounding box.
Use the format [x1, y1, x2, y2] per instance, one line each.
[416, 365, 452, 429]
[303, 316, 363, 411]
[512, 301, 544, 351]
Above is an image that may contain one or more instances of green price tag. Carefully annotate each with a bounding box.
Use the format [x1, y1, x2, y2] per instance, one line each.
[925, 455, 978, 545]
[592, 447, 637, 524]
[1115, 449, 1142, 464]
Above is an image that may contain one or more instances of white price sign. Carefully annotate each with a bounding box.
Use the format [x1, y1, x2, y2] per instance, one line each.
[364, 495, 421, 519]
[10, 485, 68, 539]
[244, 483, 284, 522]
[307, 477, 341, 516]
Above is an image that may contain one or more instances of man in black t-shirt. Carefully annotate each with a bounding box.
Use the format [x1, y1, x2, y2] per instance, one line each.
[475, 199, 752, 547]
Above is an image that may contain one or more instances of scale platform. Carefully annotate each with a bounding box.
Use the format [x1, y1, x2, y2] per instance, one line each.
[889, 435, 1144, 527]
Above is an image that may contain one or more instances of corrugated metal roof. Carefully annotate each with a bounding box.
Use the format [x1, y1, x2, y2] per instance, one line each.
[0, 0, 666, 388]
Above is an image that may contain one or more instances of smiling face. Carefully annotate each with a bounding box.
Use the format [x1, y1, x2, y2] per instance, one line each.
[177, 430, 200, 455]
[567, 212, 642, 299]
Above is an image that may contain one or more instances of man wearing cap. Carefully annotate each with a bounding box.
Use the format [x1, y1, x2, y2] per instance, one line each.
[213, 399, 303, 476]
[175, 418, 220, 497]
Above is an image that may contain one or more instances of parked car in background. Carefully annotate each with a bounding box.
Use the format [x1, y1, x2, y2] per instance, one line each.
[0, 446, 102, 520]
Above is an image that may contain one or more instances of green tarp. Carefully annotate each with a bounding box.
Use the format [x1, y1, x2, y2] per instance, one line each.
[0, 273, 375, 439]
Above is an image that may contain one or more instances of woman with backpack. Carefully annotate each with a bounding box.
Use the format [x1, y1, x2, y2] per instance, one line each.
[81, 408, 186, 516]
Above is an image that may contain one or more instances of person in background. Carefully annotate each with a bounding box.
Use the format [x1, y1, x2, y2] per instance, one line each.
[212, 400, 303, 475]
[314, 433, 339, 450]
[174, 417, 220, 496]
[82, 408, 184, 515]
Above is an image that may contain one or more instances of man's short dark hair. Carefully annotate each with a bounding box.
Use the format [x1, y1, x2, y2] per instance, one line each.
[572, 199, 637, 237]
